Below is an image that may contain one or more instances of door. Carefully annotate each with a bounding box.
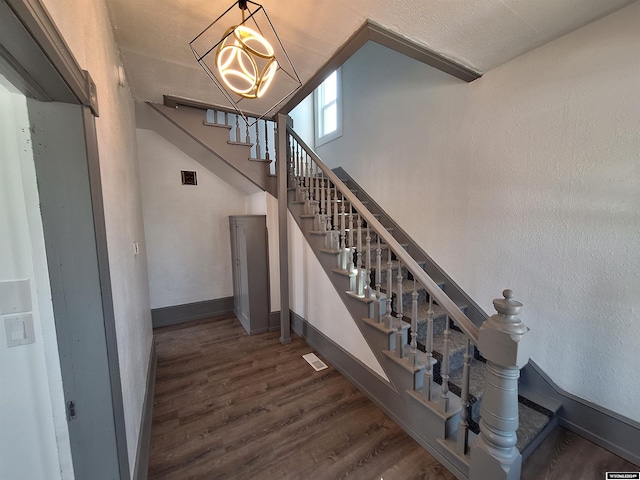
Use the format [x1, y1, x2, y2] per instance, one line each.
[230, 219, 241, 318]
[0, 2, 128, 477]
[28, 99, 125, 479]
[236, 220, 251, 327]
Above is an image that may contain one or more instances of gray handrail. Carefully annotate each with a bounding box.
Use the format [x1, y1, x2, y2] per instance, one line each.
[287, 126, 479, 344]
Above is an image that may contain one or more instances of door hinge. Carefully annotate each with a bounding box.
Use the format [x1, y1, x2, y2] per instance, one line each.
[66, 400, 77, 422]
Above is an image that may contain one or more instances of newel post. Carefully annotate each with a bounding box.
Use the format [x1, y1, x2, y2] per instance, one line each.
[470, 289, 531, 480]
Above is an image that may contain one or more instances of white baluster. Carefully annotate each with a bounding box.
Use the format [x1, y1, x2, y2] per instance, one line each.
[423, 295, 436, 401]
[333, 186, 339, 250]
[410, 280, 418, 366]
[320, 178, 326, 233]
[339, 195, 346, 269]
[458, 338, 472, 455]
[375, 238, 382, 323]
[295, 144, 302, 200]
[299, 146, 304, 199]
[235, 114, 240, 142]
[255, 119, 261, 160]
[264, 120, 270, 161]
[348, 204, 354, 272]
[396, 260, 404, 358]
[440, 316, 451, 412]
[386, 249, 393, 330]
[305, 154, 311, 213]
[365, 225, 371, 297]
[356, 214, 363, 297]
[326, 183, 332, 239]
[314, 164, 320, 228]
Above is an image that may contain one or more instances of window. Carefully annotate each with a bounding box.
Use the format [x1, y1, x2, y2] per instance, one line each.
[315, 68, 342, 146]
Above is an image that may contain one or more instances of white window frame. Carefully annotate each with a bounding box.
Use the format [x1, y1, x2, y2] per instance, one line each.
[314, 68, 342, 147]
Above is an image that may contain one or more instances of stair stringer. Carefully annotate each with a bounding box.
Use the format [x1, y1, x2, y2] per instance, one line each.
[136, 102, 277, 196]
[288, 192, 472, 480]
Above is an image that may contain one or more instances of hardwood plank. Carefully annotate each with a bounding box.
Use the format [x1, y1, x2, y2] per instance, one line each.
[149, 314, 639, 480]
[522, 426, 639, 480]
[148, 314, 456, 480]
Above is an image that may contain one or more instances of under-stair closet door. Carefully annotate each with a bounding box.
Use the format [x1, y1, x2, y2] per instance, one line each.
[237, 220, 251, 326]
[229, 215, 270, 334]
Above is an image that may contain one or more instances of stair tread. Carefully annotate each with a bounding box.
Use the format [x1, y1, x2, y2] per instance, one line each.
[319, 247, 340, 255]
[516, 401, 554, 452]
[371, 260, 426, 271]
[443, 354, 486, 400]
[432, 328, 472, 360]
[407, 300, 468, 326]
[331, 267, 356, 277]
[203, 121, 231, 130]
[362, 242, 409, 251]
[336, 212, 381, 217]
[388, 278, 428, 295]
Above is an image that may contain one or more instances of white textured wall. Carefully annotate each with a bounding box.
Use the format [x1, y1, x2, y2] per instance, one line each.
[289, 94, 315, 149]
[317, 4, 640, 422]
[0, 84, 73, 479]
[288, 213, 388, 380]
[137, 129, 250, 308]
[41, 0, 153, 470]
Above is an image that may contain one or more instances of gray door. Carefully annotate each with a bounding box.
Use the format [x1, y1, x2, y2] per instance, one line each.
[236, 220, 251, 326]
[28, 100, 126, 479]
[231, 220, 242, 318]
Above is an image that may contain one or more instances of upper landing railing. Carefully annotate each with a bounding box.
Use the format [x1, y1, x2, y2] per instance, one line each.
[202, 105, 277, 175]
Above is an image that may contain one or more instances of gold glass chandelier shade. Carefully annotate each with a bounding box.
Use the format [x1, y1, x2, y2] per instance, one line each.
[215, 25, 278, 99]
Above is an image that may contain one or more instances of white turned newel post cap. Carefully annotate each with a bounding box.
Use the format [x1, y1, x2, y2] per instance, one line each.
[493, 289, 522, 316]
[478, 289, 531, 368]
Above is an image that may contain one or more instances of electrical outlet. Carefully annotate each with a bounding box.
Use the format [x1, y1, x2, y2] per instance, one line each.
[133, 241, 140, 255]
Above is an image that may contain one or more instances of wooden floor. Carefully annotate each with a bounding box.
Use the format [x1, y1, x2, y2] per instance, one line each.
[522, 426, 639, 480]
[148, 315, 639, 480]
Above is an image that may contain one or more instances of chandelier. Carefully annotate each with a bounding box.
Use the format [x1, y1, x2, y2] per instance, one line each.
[190, 0, 301, 122]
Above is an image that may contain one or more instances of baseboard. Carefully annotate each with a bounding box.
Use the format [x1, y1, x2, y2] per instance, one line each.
[289, 310, 468, 480]
[133, 341, 157, 480]
[269, 310, 280, 332]
[521, 361, 640, 466]
[151, 297, 234, 328]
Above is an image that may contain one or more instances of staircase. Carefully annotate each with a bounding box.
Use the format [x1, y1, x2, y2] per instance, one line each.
[140, 100, 560, 479]
[284, 126, 561, 479]
[331, 169, 558, 458]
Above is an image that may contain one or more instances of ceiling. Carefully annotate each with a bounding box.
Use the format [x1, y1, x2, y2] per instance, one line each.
[106, 0, 636, 111]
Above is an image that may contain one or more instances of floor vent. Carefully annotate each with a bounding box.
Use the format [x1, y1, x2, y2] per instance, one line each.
[302, 352, 328, 371]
